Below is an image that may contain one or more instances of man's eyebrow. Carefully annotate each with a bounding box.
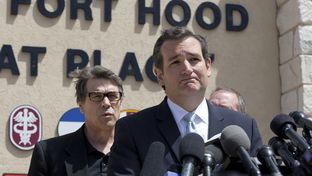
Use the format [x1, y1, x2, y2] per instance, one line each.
[168, 52, 201, 61]
[186, 52, 201, 58]
[168, 54, 179, 61]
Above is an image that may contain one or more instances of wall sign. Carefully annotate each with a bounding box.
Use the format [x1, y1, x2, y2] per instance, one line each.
[58, 107, 85, 136]
[2, 0, 244, 81]
[9, 105, 42, 150]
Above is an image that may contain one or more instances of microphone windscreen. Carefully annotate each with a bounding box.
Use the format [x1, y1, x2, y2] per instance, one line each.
[268, 137, 280, 154]
[289, 111, 305, 124]
[205, 144, 224, 164]
[270, 114, 297, 138]
[220, 125, 250, 157]
[179, 133, 205, 163]
[140, 141, 165, 176]
[256, 145, 275, 162]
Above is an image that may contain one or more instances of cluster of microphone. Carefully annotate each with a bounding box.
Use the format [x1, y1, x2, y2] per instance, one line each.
[140, 111, 312, 176]
[268, 111, 312, 176]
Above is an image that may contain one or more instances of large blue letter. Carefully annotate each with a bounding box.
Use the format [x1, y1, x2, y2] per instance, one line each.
[138, 0, 160, 25]
[119, 52, 143, 81]
[66, 49, 89, 77]
[226, 4, 248, 31]
[37, 0, 65, 18]
[22, 46, 46, 76]
[103, 0, 113, 22]
[145, 56, 157, 82]
[0, 45, 20, 75]
[196, 2, 221, 30]
[70, 0, 93, 20]
[165, 0, 190, 27]
[11, 0, 31, 15]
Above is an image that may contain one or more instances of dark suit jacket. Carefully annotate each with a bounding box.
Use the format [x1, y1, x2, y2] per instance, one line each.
[28, 125, 89, 176]
[108, 98, 263, 176]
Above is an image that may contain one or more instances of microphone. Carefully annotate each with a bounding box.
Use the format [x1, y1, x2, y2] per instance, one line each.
[179, 133, 205, 176]
[202, 143, 225, 176]
[220, 125, 261, 176]
[289, 111, 312, 145]
[289, 111, 312, 130]
[140, 141, 165, 176]
[270, 114, 310, 153]
[268, 137, 301, 169]
[256, 145, 282, 176]
[268, 137, 311, 175]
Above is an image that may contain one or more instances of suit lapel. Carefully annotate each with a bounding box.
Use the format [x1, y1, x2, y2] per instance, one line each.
[156, 98, 182, 163]
[154, 99, 226, 163]
[207, 101, 225, 138]
[64, 126, 88, 176]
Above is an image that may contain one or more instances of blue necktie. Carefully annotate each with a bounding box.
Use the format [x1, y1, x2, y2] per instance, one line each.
[183, 112, 196, 134]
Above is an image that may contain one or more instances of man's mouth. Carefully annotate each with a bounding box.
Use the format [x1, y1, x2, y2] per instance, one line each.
[104, 112, 114, 116]
[180, 77, 197, 84]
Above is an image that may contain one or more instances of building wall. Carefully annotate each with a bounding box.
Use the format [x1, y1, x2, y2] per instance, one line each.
[1, 0, 281, 174]
[277, 0, 312, 116]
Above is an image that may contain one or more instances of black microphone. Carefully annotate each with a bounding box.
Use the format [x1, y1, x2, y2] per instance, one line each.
[268, 137, 301, 169]
[270, 113, 310, 153]
[257, 145, 282, 176]
[220, 125, 261, 176]
[289, 111, 312, 145]
[289, 111, 312, 130]
[179, 133, 205, 176]
[140, 141, 165, 176]
[202, 143, 225, 176]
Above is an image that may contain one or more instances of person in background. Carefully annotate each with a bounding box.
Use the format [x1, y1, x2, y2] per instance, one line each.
[209, 87, 246, 113]
[108, 27, 263, 175]
[28, 66, 123, 176]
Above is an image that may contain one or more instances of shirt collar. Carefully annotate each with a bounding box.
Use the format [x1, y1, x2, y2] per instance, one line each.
[82, 127, 97, 154]
[167, 98, 209, 124]
[83, 127, 109, 156]
[196, 98, 209, 124]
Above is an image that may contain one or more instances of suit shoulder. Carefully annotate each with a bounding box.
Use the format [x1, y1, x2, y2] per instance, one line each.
[119, 105, 158, 122]
[214, 105, 254, 121]
[36, 129, 80, 148]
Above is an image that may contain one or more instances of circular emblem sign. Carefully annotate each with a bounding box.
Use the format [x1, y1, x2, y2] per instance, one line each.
[57, 108, 139, 136]
[9, 105, 42, 150]
[58, 108, 85, 136]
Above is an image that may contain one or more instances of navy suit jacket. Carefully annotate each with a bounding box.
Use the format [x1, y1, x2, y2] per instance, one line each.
[108, 98, 263, 176]
[28, 126, 89, 176]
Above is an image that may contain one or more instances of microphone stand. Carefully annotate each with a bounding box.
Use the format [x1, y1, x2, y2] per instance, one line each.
[298, 149, 312, 175]
[202, 154, 214, 176]
[237, 146, 261, 176]
[181, 157, 196, 176]
[302, 128, 312, 146]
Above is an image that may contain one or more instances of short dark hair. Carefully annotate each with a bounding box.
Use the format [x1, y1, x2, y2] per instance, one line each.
[71, 66, 123, 103]
[152, 27, 210, 70]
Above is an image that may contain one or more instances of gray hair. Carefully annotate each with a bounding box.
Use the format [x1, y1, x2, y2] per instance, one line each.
[210, 87, 246, 113]
[70, 66, 123, 103]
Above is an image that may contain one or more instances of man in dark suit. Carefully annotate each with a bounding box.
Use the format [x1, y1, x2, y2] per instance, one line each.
[28, 66, 124, 176]
[108, 27, 263, 175]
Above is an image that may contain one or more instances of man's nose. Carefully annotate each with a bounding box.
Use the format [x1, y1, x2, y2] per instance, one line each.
[101, 96, 111, 107]
[181, 60, 192, 74]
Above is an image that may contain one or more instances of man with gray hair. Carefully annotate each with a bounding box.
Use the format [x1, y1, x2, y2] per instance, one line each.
[28, 66, 123, 176]
[209, 87, 246, 113]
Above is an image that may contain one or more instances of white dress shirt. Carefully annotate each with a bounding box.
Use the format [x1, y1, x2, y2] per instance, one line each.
[167, 98, 209, 142]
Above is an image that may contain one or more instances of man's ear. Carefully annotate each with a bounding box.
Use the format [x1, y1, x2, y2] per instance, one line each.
[154, 67, 164, 86]
[206, 57, 212, 77]
[78, 102, 84, 114]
